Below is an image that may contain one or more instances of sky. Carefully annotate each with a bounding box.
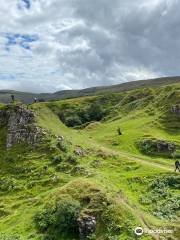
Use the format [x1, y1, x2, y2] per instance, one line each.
[0, 0, 179, 93]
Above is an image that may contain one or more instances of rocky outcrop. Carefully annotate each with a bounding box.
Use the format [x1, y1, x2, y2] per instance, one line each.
[78, 215, 96, 239]
[138, 138, 176, 157]
[171, 105, 180, 115]
[0, 105, 44, 149]
[156, 140, 175, 152]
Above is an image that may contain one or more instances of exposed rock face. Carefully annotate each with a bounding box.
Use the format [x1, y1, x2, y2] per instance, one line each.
[171, 105, 180, 115]
[78, 215, 96, 239]
[138, 138, 176, 157]
[157, 140, 175, 153]
[0, 105, 44, 149]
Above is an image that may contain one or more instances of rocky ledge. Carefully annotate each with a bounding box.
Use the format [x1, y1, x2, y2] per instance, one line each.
[78, 215, 96, 239]
[137, 137, 177, 157]
[0, 104, 44, 149]
[171, 104, 180, 115]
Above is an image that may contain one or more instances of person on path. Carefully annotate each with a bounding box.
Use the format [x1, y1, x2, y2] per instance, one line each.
[11, 94, 15, 103]
[175, 160, 180, 172]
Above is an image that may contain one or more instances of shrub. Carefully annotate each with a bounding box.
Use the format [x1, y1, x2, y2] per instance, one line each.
[0, 177, 21, 192]
[165, 175, 180, 189]
[51, 155, 64, 164]
[55, 163, 71, 172]
[153, 196, 180, 219]
[78, 109, 90, 123]
[4, 154, 19, 163]
[0, 234, 20, 240]
[139, 176, 180, 219]
[54, 100, 109, 128]
[88, 103, 106, 122]
[34, 198, 81, 238]
[56, 141, 68, 152]
[67, 155, 78, 165]
[65, 115, 82, 127]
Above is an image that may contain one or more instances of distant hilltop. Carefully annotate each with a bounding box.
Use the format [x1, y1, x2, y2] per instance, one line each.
[0, 76, 180, 104]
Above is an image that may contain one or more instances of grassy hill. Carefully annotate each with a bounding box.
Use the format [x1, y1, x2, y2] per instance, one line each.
[0, 81, 179, 240]
[0, 76, 180, 104]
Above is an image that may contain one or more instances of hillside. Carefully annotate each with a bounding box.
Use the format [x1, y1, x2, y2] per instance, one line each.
[0, 82, 179, 240]
[0, 76, 180, 104]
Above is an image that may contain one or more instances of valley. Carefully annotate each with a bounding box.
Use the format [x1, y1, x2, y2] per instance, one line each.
[0, 81, 179, 240]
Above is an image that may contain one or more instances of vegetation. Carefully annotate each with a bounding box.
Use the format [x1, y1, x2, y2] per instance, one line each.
[139, 175, 180, 219]
[48, 101, 108, 127]
[137, 137, 178, 157]
[34, 197, 81, 238]
[0, 81, 179, 240]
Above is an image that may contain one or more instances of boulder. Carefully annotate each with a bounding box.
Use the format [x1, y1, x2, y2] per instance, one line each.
[78, 215, 96, 239]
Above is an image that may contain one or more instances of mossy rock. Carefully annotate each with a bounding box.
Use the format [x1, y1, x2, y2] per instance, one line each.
[137, 137, 177, 158]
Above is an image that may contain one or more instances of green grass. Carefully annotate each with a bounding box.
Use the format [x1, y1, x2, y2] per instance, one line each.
[0, 103, 5, 109]
[0, 83, 179, 240]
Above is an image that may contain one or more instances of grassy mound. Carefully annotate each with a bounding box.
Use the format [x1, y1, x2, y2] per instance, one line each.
[34, 180, 109, 239]
[34, 179, 141, 240]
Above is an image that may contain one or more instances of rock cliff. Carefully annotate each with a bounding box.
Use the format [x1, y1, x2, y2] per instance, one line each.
[0, 104, 44, 149]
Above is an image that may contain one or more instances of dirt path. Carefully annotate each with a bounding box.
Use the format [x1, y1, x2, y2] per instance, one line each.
[90, 141, 178, 239]
[99, 145, 173, 172]
[97, 145, 175, 239]
[117, 151, 172, 171]
[116, 193, 160, 240]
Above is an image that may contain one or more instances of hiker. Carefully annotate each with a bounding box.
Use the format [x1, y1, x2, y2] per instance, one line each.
[34, 97, 38, 103]
[117, 127, 122, 135]
[11, 94, 15, 103]
[175, 160, 180, 172]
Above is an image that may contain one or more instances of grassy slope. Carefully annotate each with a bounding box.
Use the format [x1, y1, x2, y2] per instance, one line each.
[0, 83, 179, 240]
[30, 105, 172, 238]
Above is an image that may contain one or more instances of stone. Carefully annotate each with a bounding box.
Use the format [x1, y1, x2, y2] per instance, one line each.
[171, 105, 180, 115]
[0, 105, 44, 150]
[157, 140, 175, 153]
[74, 146, 85, 156]
[57, 135, 64, 141]
[78, 215, 96, 239]
[52, 175, 59, 183]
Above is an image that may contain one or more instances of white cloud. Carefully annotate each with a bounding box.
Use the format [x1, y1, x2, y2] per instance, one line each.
[0, 0, 179, 92]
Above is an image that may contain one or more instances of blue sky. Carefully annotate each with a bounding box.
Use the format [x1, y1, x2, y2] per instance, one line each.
[5, 33, 38, 50]
[22, 0, 31, 9]
[18, 0, 31, 10]
[0, 0, 179, 92]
